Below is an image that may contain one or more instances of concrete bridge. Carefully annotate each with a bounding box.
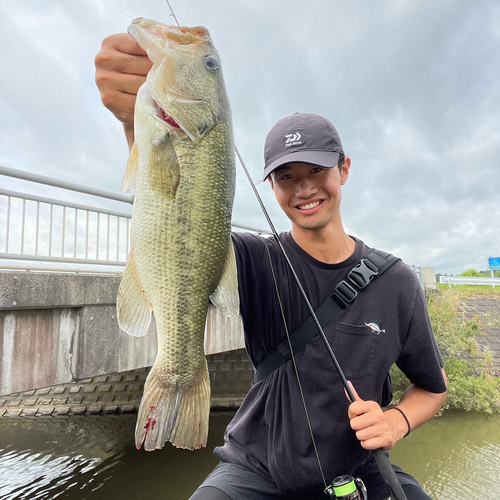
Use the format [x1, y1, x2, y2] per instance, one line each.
[0, 271, 253, 415]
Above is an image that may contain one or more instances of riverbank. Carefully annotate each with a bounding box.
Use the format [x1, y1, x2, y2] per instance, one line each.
[391, 285, 500, 412]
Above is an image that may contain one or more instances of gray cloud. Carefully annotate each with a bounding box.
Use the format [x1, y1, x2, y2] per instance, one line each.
[0, 0, 499, 274]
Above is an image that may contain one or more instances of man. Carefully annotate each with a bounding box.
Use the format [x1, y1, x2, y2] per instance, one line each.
[95, 34, 447, 500]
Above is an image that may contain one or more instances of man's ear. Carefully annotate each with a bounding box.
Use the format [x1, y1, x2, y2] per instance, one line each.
[268, 177, 275, 191]
[340, 157, 351, 185]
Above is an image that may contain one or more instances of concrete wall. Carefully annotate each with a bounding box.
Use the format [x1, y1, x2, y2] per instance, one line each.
[0, 348, 254, 416]
[0, 271, 244, 396]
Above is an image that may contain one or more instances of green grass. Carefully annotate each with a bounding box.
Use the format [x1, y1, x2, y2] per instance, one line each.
[390, 287, 500, 413]
[437, 283, 500, 295]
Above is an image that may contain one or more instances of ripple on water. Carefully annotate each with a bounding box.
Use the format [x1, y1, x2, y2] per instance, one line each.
[0, 415, 133, 500]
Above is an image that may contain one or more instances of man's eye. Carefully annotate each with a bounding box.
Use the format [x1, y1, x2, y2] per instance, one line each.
[311, 167, 324, 173]
[279, 174, 292, 181]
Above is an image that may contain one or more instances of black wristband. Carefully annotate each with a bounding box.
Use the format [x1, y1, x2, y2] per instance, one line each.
[386, 406, 411, 438]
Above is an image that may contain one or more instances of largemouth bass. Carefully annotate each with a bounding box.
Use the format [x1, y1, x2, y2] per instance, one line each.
[117, 19, 238, 451]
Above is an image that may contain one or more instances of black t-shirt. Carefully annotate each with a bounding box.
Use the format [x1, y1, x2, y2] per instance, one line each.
[214, 231, 446, 494]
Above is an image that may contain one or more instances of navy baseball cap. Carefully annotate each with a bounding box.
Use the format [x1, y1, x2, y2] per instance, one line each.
[263, 113, 344, 180]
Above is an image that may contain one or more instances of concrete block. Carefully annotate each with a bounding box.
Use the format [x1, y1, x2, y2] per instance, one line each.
[20, 408, 38, 416]
[76, 306, 119, 379]
[0, 272, 120, 310]
[87, 404, 103, 414]
[422, 267, 437, 291]
[70, 406, 86, 415]
[37, 407, 54, 416]
[53, 406, 71, 416]
[119, 405, 135, 413]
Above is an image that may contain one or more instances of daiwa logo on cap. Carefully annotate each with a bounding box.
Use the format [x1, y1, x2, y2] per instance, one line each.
[285, 132, 302, 147]
[365, 322, 385, 335]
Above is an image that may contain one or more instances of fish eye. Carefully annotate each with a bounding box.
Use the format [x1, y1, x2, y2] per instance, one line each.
[204, 55, 220, 70]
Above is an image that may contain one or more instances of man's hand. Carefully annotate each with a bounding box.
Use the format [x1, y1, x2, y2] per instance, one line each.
[94, 33, 153, 148]
[346, 382, 407, 451]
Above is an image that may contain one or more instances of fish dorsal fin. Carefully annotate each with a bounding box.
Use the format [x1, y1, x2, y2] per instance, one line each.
[147, 135, 180, 201]
[122, 142, 139, 193]
[209, 240, 239, 317]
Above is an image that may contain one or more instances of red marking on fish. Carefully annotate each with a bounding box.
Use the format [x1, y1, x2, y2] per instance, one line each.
[159, 108, 180, 128]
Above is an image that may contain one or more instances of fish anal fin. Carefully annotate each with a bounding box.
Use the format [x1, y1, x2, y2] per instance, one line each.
[148, 135, 180, 200]
[117, 251, 152, 337]
[122, 142, 139, 193]
[210, 240, 239, 318]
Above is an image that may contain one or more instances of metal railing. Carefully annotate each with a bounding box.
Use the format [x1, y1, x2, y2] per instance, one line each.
[408, 264, 424, 289]
[0, 165, 270, 272]
[439, 275, 499, 288]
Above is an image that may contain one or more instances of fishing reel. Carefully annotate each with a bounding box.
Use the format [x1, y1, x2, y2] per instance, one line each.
[324, 475, 368, 500]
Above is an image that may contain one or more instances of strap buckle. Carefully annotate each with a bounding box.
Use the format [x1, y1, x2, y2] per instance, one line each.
[334, 280, 358, 306]
[348, 258, 379, 289]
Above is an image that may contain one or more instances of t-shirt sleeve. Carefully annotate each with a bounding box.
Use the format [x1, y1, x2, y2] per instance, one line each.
[396, 280, 447, 394]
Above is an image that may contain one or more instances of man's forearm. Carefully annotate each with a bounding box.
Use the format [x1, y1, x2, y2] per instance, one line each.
[385, 368, 447, 441]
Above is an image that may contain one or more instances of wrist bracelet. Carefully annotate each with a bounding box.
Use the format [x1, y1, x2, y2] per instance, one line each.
[386, 406, 411, 438]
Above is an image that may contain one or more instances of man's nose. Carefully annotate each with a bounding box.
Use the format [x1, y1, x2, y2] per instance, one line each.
[295, 178, 317, 196]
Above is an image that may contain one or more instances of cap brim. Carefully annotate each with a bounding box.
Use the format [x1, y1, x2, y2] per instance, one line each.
[263, 151, 340, 180]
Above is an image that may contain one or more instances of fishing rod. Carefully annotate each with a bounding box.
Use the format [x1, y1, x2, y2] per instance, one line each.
[164, 2, 407, 499]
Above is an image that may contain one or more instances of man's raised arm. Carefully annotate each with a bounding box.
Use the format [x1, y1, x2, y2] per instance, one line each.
[94, 33, 152, 150]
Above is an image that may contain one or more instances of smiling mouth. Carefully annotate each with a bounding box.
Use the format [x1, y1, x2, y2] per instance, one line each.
[297, 200, 323, 211]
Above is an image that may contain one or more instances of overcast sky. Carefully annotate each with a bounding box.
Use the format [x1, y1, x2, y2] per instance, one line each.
[0, 0, 499, 275]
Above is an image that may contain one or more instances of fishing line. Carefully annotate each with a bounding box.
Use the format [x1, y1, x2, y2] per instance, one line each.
[162, 2, 407, 499]
[164, 0, 329, 486]
[264, 241, 328, 489]
[102, 0, 135, 21]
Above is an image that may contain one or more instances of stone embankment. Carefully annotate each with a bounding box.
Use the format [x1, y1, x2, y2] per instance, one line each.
[458, 295, 500, 375]
[1, 349, 254, 417]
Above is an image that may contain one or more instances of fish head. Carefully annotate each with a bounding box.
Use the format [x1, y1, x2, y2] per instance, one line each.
[128, 19, 230, 143]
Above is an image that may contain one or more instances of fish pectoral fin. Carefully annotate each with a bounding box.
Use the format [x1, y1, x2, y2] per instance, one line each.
[122, 142, 139, 193]
[148, 135, 180, 200]
[209, 240, 240, 317]
[117, 252, 152, 337]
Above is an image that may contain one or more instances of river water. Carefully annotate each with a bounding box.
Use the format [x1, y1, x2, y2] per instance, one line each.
[0, 411, 498, 499]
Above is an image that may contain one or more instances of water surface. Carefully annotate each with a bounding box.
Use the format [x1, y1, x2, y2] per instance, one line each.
[0, 411, 499, 499]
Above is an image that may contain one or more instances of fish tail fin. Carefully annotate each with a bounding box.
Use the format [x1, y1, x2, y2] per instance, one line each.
[135, 364, 210, 451]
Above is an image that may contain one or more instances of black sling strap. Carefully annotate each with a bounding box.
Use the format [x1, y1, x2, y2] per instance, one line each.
[254, 248, 401, 383]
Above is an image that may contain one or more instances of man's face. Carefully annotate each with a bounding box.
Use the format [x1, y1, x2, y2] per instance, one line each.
[269, 160, 350, 232]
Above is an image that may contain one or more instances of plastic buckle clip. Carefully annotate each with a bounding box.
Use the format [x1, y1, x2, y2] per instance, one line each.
[348, 258, 379, 289]
[334, 280, 358, 306]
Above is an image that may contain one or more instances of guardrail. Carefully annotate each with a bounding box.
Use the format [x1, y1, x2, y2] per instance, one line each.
[408, 265, 424, 289]
[0, 165, 270, 272]
[439, 276, 500, 288]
